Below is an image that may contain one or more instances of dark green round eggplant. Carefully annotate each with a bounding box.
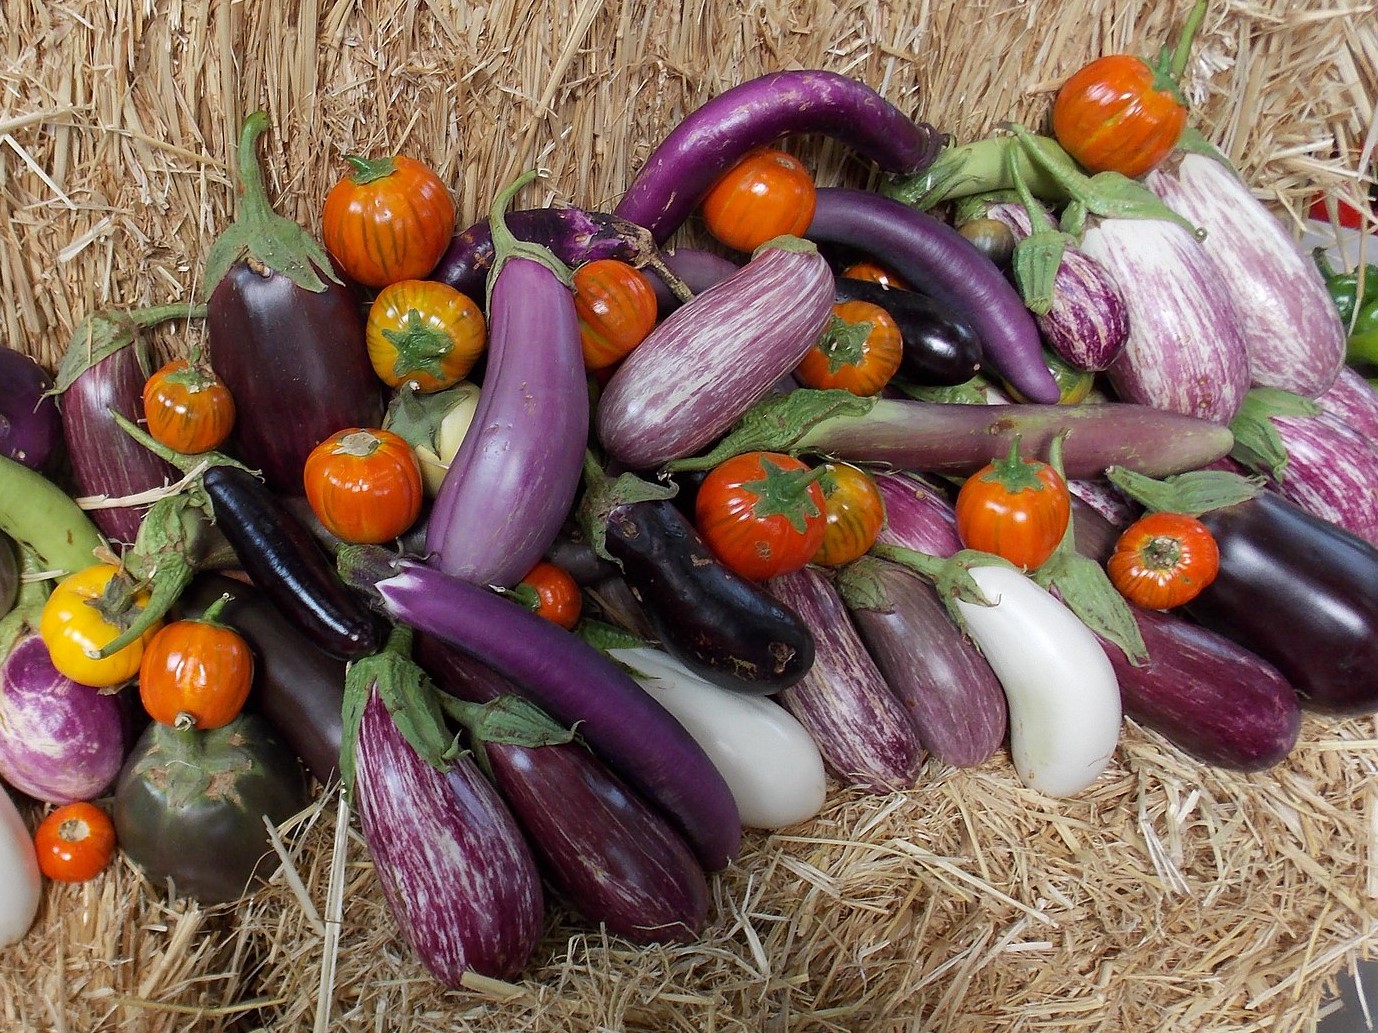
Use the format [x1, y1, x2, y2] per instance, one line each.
[112, 713, 309, 904]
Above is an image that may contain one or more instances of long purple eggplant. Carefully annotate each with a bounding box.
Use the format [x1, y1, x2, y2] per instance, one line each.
[205, 112, 382, 496]
[53, 306, 190, 544]
[414, 633, 709, 944]
[425, 173, 588, 588]
[765, 566, 925, 792]
[806, 187, 1059, 404]
[353, 685, 544, 985]
[0, 346, 60, 472]
[596, 236, 833, 470]
[1145, 151, 1346, 397]
[647, 247, 741, 313]
[340, 546, 742, 871]
[837, 556, 1007, 768]
[615, 69, 943, 243]
[871, 470, 961, 557]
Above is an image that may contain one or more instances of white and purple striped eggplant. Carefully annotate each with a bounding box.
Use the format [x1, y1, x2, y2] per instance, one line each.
[985, 202, 1130, 372]
[596, 236, 833, 470]
[766, 565, 925, 793]
[1262, 410, 1378, 546]
[1145, 152, 1346, 397]
[1081, 216, 1251, 424]
[353, 686, 544, 985]
[1317, 365, 1378, 446]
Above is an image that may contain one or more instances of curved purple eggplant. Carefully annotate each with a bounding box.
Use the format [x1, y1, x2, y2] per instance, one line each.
[806, 188, 1060, 404]
[0, 346, 60, 472]
[615, 70, 943, 243]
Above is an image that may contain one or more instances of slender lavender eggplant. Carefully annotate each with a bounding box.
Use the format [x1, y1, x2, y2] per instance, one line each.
[1184, 490, 1378, 715]
[205, 112, 382, 497]
[425, 174, 588, 588]
[602, 498, 814, 693]
[1145, 151, 1346, 397]
[871, 470, 961, 556]
[1317, 365, 1378, 444]
[340, 547, 742, 870]
[837, 557, 1007, 769]
[615, 69, 944, 243]
[833, 276, 984, 385]
[0, 346, 60, 472]
[1080, 216, 1250, 424]
[765, 566, 925, 792]
[202, 465, 383, 661]
[983, 201, 1129, 372]
[806, 188, 1059, 404]
[597, 236, 833, 470]
[353, 686, 544, 984]
[414, 634, 709, 944]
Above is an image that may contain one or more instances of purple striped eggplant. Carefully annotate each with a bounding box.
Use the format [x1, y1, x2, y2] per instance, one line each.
[353, 685, 544, 984]
[648, 247, 741, 313]
[765, 566, 925, 792]
[1080, 216, 1250, 424]
[615, 69, 943, 243]
[837, 556, 1007, 769]
[415, 633, 709, 944]
[871, 470, 961, 557]
[596, 236, 833, 470]
[425, 173, 588, 588]
[1317, 365, 1378, 445]
[1145, 151, 1345, 397]
[1257, 409, 1378, 546]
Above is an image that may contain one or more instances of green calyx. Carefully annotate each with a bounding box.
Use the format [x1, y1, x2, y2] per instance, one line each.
[744, 455, 828, 535]
[51, 303, 206, 394]
[977, 437, 1053, 495]
[814, 314, 873, 374]
[1149, 0, 1209, 107]
[576, 450, 677, 564]
[1105, 465, 1264, 516]
[343, 154, 398, 185]
[383, 311, 456, 381]
[486, 169, 572, 307]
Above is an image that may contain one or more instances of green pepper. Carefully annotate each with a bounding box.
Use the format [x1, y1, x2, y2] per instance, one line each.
[1347, 301, 1378, 367]
[1315, 249, 1378, 328]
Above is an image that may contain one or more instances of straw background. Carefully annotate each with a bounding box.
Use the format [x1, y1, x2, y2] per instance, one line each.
[1, 0, 1376, 1030]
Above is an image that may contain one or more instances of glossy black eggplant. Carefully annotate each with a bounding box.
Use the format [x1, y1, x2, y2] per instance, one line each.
[1184, 490, 1378, 715]
[603, 498, 815, 694]
[833, 276, 983, 386]
[204, 112, 381, 497]
[177, 574, 347, 786]
[201, 465, 383, 661]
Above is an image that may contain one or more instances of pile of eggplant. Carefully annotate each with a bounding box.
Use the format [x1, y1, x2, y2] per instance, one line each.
[2, 61, 1376, 994]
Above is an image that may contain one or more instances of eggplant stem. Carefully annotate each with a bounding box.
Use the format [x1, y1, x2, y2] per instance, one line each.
[486, 169, 573, 303]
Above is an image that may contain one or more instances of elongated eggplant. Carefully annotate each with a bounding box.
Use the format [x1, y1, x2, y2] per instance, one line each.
[205, 112, 381, 496]
[765, 566, 925, 792]
[838, 557, 1007, 769]
[0, 786, 41, 948]
[647, 247, 741, 313]
[832, 276, 983, 385]
[339, 546, 742, 870]
[1146, 151, 1346, 397]
[603, 498, 813, 693]
[352, 684, 544, 984]
[615, 70, 943, 243]
[202, 465, 382, 661]
[597, 236, 833, 470]
[414, 633, 709, 943]
[1317, 365, 1378, 444]
[871, 470, 961, 556]
[425, 173, 588, 588]
[0, 346, 60, 472]
[1184, 489, 1378, 715]
[1080, 216, 1250, 424]
[177, 574, 346, 786]
[1259, 409, 1378, 545]
[807, 187, 1059, 404]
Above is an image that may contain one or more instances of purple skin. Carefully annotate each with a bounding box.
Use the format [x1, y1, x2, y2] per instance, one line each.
[1265, 410, 1378, 547]
[0, 633, 129, 804]
[648, 247, 741, 313]
[0, 347, 61, 472]
[354, 686, 544, 985]
[871, 470, 961, 558]
[806, 188, 1061, 404]
[1316, 365, 1378, 446]
[614, 69, 944, 243]
[766, 566, 925, 793]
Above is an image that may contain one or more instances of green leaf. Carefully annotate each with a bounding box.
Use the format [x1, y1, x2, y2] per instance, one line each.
[575, 617, 652, 652]
[1105, 466, 1265, 516]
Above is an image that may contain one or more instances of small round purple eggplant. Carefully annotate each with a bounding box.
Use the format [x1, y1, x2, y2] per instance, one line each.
[0, 346, 61, 472]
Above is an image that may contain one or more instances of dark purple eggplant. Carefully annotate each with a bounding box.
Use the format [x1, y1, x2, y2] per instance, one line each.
[425, 173, 588, 589]
[614, 70, 943, 243]
[1181, 489, 1378, 715]
[338, 546, 742, 871]
[806, 187, 1059, 404]
[204, 112, 381, 497]
[201, 464, 383, 661]
[0, 346, 60, 472]
[414, 634, 709, 944]
[352, 684, 544, 984]
[765, 566, 925, 792]
[53, 306, 191, 544]
[176, 574, 346, 786]
[647, 247, 741, 314]
[833, 276, 983, 386]
[837, 556, 1007, 768]
[602, 497, 814, 694]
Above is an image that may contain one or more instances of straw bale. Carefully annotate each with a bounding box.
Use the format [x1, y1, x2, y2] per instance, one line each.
[0, 0, 1375, 1030]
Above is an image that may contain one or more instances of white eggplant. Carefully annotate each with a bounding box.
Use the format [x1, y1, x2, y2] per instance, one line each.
[954, 565, 1122, 797]
[1081, 216, 1251, 424]
[0, 785, 41, 947]
[1146, 152, 1346, 398]
[608, 646, 828, 829]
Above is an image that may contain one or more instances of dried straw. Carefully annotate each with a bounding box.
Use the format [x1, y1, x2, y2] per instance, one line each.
[1, 1, 1375, 1030]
